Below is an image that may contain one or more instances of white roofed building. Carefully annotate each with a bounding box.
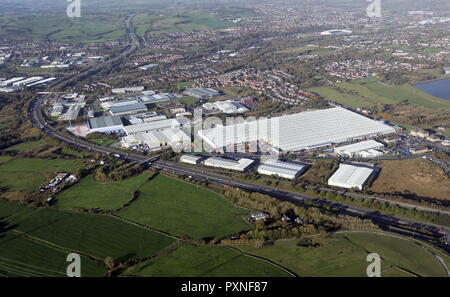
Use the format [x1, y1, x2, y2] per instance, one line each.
[204, 157, 255, 172]
[123, 119, 180, 135]
[199, 107, 395, 152]
[258, 159, 307, 179]
[334, 140, 384, 157]
[180, 155, 203, 165]
[328, 164, 375, 190]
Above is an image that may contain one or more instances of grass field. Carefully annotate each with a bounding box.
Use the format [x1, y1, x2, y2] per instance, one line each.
[56, 172, 153, 211]
[9, 208, 175, 261]
[240, 232, 448, 277]
[369, 159, 450, 200]
[0, 158, 84, 174]
[0, 232, 106, 277]
[88, 138, 118, 147]
[309, 79, 450, 110]
[0, 158, 85, 193]
[4, 140, 46, 153]
[0, 157, 12, 165]
[123, 244, 290, 277]
[0, 14, 126, 43]
[177, 96, 200, 106]
[118, 174, 252, 239]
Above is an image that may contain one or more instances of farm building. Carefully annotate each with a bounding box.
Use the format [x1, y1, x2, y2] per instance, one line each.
[88, 115, 124, 133]
[328, 164, 375, 190]
[334, 140, 384, 157]
[257, 159, 307, 179]
[180, 155, 203, 165]
[204, 157, 255, 172]
[199, 107, 395, 152]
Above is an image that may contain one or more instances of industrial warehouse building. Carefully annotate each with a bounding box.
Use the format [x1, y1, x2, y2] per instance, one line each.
[109, 102, 148, 116]
[180, 154, 203, 165]
[199, 107, 396, 152]
[204, 157, 255, 172]
[88, 115, 124, 133]
[258, 159, 307, 179]
[328, 164, 375, 190]
[62, 105, 81, 121]
[121, 127, 190, 150]
[185, 88, 221, 99]
[334, 140, 384, 157]
[122, 119, 181, 135]
[203, 100, 249, 114]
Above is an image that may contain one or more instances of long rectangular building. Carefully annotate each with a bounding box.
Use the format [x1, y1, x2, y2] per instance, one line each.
[88, 115, 123, 133]
[199, 107, 395, 152]
[204, 157, 254, 172]
[123, 119, 180, 135]
[328, 164, 374, 190]
[258, 159, 307, 179]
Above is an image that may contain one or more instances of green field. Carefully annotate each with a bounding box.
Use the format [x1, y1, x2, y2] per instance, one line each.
[88, 138, 118, 147]
[309, 79, 450, 110]
[0, 157, 12, 165]
[0, 232, 106, 277]
[56, 172, 153, 211]
[123, 245, 290, 277]
[4, 140, 46, 153]
[0, 158, 84, 173]
[0, 14, 126, 43]
[0, 158, 85, 192]
[177, 96, 200, 105]
[9, 208, 175, 261]
[118, 174, 252, 239]
[240, 232, 449, 277]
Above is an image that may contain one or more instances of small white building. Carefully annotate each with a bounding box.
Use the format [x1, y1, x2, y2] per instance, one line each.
[334, 140, 384, 157]
[180, 155, 203, 165]
[328, 164, 375, 191]
[204, 157, 254, 172]
[257, 159, 307, 179]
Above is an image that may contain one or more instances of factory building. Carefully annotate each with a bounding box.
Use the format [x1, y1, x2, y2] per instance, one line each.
[0, 77, 24, 87]
[199, 107, 396, 152]
[203, 100, 249, 114]
[121, 128, 190, 150]
[204, 157, 255, 172]
[109, 103, 147, 116]
[334, 140, 384, 157]
[257, 159, 308, 179]
[122, 119, 181, 135]
[111, 86, 144, 94]
[185, 88, 221, 99]
[88, 115, 124, 133]
[13, 77, 43, 87]
[62, 105, 81, 121]
[328, 164, 375, 190]
[180, 154, 203, 165]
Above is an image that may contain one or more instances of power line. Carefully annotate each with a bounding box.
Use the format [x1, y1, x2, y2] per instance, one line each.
[0, 257, 66, 275]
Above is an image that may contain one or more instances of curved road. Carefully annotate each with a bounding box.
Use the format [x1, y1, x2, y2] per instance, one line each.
[27, 16, 450, 253]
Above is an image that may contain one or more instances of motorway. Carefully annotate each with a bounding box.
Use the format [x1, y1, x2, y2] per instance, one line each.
[27, 16, 450, 252]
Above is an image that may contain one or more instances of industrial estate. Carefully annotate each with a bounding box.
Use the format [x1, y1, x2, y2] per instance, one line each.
[0, 0, 449, 282]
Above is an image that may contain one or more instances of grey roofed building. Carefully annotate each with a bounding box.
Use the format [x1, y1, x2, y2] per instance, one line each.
[109, 102, 147, 116]
[185, 88, 221, 99]
[88, 115, 124, 133]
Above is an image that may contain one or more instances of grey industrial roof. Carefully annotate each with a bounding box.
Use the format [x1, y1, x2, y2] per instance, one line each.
[109, 102, 147, 114]
[88, 115, 123, 129]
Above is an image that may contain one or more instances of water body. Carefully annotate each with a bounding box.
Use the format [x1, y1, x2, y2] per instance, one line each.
[414, 78, 450, 101]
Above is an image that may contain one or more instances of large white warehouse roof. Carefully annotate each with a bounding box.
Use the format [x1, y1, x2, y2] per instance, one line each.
[328, 164, 374, 190]
[199, 107, 395, 152]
